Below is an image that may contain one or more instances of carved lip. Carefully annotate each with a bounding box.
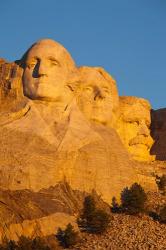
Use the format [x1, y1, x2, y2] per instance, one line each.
[129, 137, 150, 148]
[92, 105, 104, 109]
[129, 141, 150, 150]
[129, 135, 153, 149]
[130, 142, 148, 147]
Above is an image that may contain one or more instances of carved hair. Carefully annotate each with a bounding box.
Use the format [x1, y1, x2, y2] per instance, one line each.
[119, 96, 151, 110]
[18, 39, 79, 91]
[19, 39, 76, 73]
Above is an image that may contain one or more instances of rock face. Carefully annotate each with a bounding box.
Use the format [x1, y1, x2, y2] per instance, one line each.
[0, 103, 143, 201]
[151, 108, 166, 161]
[76, 66, 119, 127]
[0, 59, 24, 111]
[0, 182, 110, 242]
[0, 38, 164, 242]
[116, 96, 155, 162]
[0, 58, 28, 127]
[0, 183, 81, 242]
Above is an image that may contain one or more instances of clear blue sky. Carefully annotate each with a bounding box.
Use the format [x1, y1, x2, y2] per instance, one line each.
[0, 0, 165, 109]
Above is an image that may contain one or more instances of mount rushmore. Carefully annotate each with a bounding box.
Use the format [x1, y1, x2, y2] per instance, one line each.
[0, 39, 165, 241]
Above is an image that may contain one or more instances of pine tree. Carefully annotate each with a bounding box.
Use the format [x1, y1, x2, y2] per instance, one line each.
[121, 183, 147, 215]
[56, 223, 79, 248]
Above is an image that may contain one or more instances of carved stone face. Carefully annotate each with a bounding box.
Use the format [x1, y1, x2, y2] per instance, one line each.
[117, 97, 155, 161]
[22, 39, 76, 106]
[76, 67, 118, 125]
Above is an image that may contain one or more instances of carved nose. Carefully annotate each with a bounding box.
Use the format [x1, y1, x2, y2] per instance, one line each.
[137, 122, 149, 136]
[94, 88, 105, 100]
[32, 60, 47, 78]
[38, 62, 47, 77]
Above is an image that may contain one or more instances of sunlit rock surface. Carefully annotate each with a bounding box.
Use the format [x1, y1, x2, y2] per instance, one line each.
[116, 96, 155, 162]
[0, 39, 164, 242]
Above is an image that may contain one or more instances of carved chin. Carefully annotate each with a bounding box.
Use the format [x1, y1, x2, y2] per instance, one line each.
[90, 114, 108, 124]
[129, 145, 154, 161]
[90, 108, 111, 123]
[31, 87, 63, 102]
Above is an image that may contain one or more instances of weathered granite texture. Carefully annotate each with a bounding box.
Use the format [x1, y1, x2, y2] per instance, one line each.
[0, 182, 111, 242]
[76, 66, 119, 127]
[0, 38, 164, 242]
[116, 96, 155, 162]
[0, 59, 25, 111]
[151, 108, 166, 161]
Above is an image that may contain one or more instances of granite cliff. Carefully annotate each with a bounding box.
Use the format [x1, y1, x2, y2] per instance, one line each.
[0, 39, 165, 242]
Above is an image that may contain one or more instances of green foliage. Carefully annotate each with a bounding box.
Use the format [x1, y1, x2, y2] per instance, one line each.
[17, 236, 32, 250]
[86, 209, 110, 233]
[18, 236, 50, 250]
[121, 183, 147, 215]
[159, 205, 166, 223]
[82, 195, 96, 221]
[4, 240, 17, 250]
[79, 195, 110, 234]
[0, 237, 50, 250]
[56, 223, 79, 248]
[156, 175, 166, 194]
[111, 196, 120, 213]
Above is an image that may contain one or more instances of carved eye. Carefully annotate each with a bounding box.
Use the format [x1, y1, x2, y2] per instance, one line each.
[85, 86, 92, 92]
[103, 88, 110, 94]
[128, 121, 139, 126]
[51, 60, 59, 66]
[49, 58, 60, 66]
